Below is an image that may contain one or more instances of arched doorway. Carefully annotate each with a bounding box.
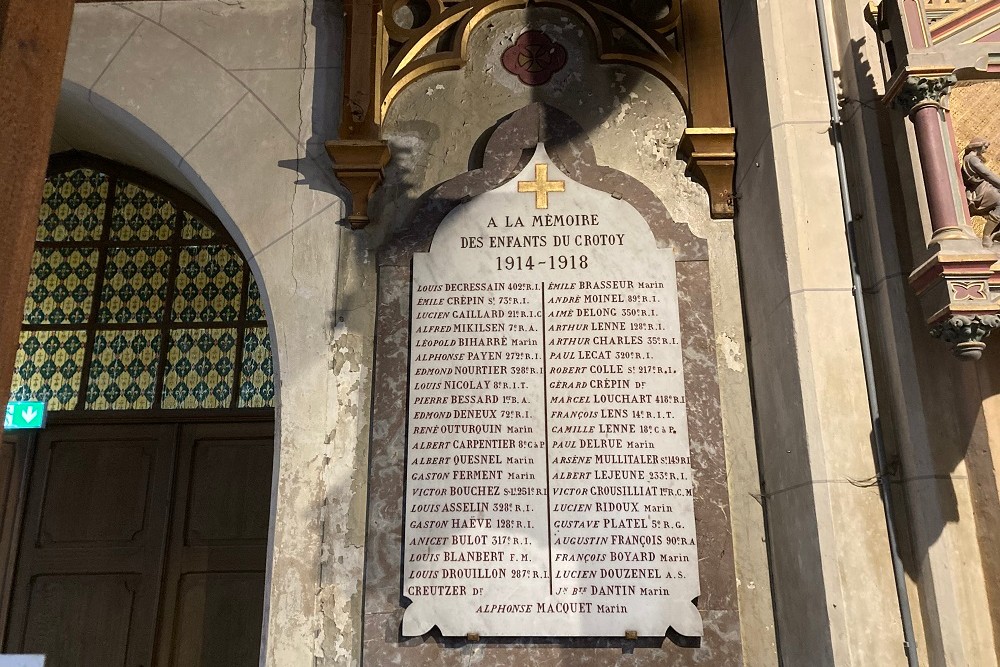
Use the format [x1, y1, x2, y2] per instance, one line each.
[0, 153, 275, 666]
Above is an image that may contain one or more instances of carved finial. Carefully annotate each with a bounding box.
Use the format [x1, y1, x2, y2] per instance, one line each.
[930, 314, 1000, 360]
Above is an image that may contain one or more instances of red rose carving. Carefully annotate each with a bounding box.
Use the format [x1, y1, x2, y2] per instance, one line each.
[502, 30, 568, 86]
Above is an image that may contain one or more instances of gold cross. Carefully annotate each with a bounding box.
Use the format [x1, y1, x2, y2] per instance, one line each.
[518, 163, 565, 209]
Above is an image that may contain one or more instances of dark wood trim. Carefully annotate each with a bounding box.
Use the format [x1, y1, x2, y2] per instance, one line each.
[0, 433, 36, 649]
[230, 274, 251, 410]
[35, 237, 239, 249]
[45, 408, 275, 425]
[75, 175, 117, 408]
[153, 207, 185, 409]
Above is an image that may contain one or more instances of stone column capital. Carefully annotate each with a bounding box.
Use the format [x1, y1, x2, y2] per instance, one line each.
[930, 313, 1000, 360]
[896, 74, 957, 114]
[910, 247, 1000, 360]
[884, 68, 957, 116]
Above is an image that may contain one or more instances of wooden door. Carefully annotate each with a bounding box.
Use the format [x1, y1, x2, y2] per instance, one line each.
[5, 423, 177, 667]
[154, 421, 273, 667]
[1, 417, 273, 667]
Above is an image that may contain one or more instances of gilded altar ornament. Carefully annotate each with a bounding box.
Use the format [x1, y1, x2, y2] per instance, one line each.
[962, 137, 1000, 244]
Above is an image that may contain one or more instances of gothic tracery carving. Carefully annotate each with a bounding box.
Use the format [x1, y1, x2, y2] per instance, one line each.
[330, 0, 735, 226]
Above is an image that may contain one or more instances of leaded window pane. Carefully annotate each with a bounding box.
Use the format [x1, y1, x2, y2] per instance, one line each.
[111, 182, 175, 241]
[161, 328, 237, 409]
[246, 276, 265, 323]
[98, 247, 172, 324]
[173, 246, 244, 324]
[180, 211, 217, 240]
[10, 161, 274, 412]
[11, 330, 88, 410]
[239, 327, 274, 408]
[36, 168, 107, 242]
[22, 247, 98, 325]
[86, 329, 162, 410]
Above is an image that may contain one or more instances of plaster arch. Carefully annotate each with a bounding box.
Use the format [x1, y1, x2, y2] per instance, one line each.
[54, 3, 373, 665]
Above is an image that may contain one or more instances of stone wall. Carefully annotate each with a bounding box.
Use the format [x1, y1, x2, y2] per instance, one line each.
[721, 0, 908, 663]
[835, 1, 1000, 662]
[55, 2, 373, 664]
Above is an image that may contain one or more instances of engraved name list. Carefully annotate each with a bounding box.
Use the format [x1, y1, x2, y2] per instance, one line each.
[401, 146, 702, 639]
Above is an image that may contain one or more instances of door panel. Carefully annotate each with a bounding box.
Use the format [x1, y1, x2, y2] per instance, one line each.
[156, 421, 273, 667]
[3, 417, 274, 667]
[184, 435, 271, 546]
[37, 439, 156, 547]
[22, 573, 140, 667]
[6, 423, 176, 667]
[0, 434, 32, 646]
[169, 572, 265, 667]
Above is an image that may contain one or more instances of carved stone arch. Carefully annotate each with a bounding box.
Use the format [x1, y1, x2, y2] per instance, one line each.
[328, 0, 735, 227]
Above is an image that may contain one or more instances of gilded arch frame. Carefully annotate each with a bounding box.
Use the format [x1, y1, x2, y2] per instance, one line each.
[327, 0, 736, 227]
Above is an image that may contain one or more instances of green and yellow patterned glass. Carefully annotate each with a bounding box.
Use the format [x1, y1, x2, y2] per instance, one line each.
[22, 247, 98, 325]
[239, 326, 274, 408]
[10, 330, 87, 410]
[245, 275, 265, 322]
[173, 246, 244, 323]
[16, 165, 276, 412]
[36, 168, 108, 242]
[86, 330, 162, 410]
[111, 182, 175, 241]
[161, 328, 237, 409]
[98, 247, 172, 324]
[180, 211, 217, 240]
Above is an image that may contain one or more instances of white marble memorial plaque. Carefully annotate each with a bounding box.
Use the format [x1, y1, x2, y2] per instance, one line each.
[402, 145, 701, 638]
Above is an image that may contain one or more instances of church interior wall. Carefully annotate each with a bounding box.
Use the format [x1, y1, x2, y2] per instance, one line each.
[52, 2, 375, 664]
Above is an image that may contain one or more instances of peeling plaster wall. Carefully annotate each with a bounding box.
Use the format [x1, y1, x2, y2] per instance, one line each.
[374, 8, 774, 665]
[56, 2, 375, 665]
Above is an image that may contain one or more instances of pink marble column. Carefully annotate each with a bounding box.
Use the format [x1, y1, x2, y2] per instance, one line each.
[897, 73, 963, 241]
[911, 102, 962, 237]
[0, 0, 75, 409]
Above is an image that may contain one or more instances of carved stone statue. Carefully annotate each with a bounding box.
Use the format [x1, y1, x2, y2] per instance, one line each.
[962, 137, 1000, 244]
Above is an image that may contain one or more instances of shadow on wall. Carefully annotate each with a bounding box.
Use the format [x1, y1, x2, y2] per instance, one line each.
[845, 33, 1000, 639]
[288, 1, 677, 232]
[370, 4, 664, 245]
[276, 0, 350, 203]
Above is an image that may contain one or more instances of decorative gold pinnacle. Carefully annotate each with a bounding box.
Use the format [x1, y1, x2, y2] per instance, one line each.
[518, 164, 565, 209]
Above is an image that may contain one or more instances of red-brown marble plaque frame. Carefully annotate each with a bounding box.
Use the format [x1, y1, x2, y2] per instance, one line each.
[364, 103, 743, 665]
